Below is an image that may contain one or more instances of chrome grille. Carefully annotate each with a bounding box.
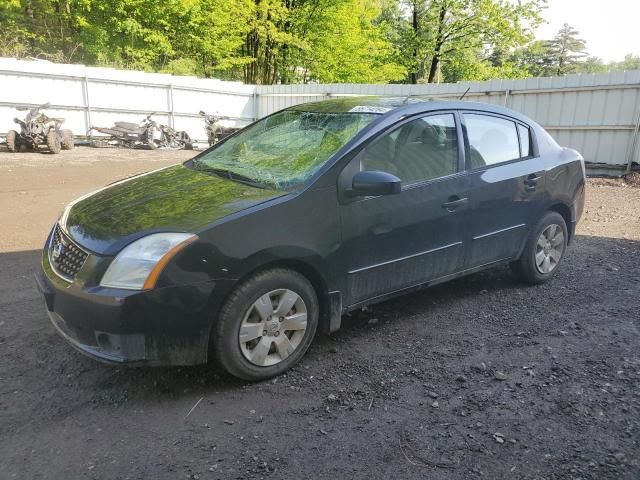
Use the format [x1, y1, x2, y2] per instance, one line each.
[49, 225, 88, 281]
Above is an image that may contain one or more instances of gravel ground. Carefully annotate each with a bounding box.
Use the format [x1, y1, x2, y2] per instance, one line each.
[0, 148, 638, 479]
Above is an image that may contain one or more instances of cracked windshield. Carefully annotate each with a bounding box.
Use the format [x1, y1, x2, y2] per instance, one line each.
[192, 110, 376, 189]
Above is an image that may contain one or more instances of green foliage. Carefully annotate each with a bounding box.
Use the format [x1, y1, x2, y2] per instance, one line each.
[617, 54, 640, 72]
[388, 0, 545, 83]
[544, 23, 588, 75]
[508, 26, 638, 78]
[0, 1, 638, 84]
[300, 0, 406, 83]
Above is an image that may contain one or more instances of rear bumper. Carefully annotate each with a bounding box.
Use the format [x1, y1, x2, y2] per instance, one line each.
[36, 252, 235, 366]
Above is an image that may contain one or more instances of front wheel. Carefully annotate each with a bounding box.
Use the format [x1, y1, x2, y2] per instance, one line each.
[6, 130, 18, 152]
[145, 127, 157, 150]
[46, 130, 61, 154]
[212, 269, 319, 381]
[511, 211, 568, 285]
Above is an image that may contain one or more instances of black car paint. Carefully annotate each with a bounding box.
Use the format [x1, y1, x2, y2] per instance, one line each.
[63, 164, 283, 256]
[37, 99, 586, 366]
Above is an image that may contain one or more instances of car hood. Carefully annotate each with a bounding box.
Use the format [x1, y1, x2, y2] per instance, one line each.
[62, 164, 282, 255]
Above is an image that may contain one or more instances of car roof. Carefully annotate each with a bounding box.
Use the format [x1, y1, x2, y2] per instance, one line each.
[287, 96, 534, 125]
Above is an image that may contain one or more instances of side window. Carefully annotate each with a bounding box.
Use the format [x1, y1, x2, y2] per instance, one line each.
[463, 114, 520, 168]
[518, 124, 531, 157]
[361, 113, 458, 185]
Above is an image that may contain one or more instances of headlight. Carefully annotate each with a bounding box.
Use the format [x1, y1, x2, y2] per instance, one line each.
[100, 233, 197, 290]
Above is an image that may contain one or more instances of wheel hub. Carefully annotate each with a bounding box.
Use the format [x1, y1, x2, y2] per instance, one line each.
[265, 319, 280, 336]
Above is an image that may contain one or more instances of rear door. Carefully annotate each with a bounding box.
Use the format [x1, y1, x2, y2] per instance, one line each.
[461, 112, 546, 268]
[337, 112, 470, 307]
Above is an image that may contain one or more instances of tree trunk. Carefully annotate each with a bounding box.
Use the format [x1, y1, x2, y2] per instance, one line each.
[410, 1, 419, 84]
[427, 55, 440, 83]
[427, 4, 447, 83]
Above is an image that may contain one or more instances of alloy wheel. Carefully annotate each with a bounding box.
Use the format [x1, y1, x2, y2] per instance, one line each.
[238, 289, 308, 367]
[535, 224, 565, 274]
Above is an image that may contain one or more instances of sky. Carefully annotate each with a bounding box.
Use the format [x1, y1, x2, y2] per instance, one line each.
[535, 0, 640, 62]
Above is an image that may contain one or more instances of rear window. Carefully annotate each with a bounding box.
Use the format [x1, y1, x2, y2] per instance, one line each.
[518, 124, 531, 157]
[464, 114, 520, 168]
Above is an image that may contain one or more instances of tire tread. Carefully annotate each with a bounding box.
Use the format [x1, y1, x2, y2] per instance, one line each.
[212, 268, 318, 381]
[511, 211, 568, 285]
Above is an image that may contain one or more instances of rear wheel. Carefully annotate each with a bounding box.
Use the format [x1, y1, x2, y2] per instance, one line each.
[180, 131, 193, 150]
[6, 130, 18, 152]
[511, 211, 568, 285]
[212, 269, 318, 381]
[61, 129, 74, 150]
[46, 130, 61, 154]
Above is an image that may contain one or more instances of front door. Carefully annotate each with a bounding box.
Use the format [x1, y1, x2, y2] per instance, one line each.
[337, 112, 470, 307]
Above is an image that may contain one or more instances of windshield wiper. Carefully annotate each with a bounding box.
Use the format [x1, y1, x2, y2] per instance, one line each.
[207, 167, 268, 189]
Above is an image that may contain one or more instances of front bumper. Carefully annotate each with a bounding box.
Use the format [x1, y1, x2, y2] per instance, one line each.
[36, 247, 234, 366]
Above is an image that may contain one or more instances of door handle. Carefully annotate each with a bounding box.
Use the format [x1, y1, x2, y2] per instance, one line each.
[441, 196, 468, 211]
[524, 174, 541, 191]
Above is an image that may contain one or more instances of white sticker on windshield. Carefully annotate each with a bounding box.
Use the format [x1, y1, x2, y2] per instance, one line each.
[348, 106, 391, 114]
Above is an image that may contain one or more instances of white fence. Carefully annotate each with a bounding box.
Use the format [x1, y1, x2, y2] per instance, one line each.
[0, 58, 255, 144]
[1, 58, 639, 173]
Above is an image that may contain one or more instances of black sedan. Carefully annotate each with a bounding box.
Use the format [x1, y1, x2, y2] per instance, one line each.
[36, 97, 585, 380]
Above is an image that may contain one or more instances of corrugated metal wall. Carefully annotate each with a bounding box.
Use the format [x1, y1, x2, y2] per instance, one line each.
[1, 58, 639, 171]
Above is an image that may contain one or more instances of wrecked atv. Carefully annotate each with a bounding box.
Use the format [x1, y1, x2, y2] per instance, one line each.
[199, 111, 240, 146]
[90, 115, 157, 149]
[7, 103, 74, 154]
[91, 114, 192, 150]
[156, 121, 193, 150]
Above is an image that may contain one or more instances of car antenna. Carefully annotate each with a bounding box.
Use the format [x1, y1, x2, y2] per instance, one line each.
[459, 87, 471, 100]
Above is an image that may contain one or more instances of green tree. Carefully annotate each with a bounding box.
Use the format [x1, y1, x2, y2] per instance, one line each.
[543, 23, 587, 75]
[299, 0, 405, 83]
[168, 0, 253, 78]
[575, 56, 607, 74]
[615, 54, 640, 71]
[238, 0, 404, 84]
[0, 0, 90, 62]
[387, 0, 544, 84]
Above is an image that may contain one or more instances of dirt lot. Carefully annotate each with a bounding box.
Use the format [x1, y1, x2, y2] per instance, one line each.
[0, 148, 638, 479]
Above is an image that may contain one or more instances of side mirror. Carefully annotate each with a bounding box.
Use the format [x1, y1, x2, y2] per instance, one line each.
[348, 170, 401, 197]
[13, 117, 20, 124]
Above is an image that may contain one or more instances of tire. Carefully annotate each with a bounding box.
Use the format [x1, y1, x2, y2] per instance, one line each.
[510, 211, 568, 285]
[46, 130, 61, 154]
[213, 268, 319, 381]
[180, 132, 193, 150]
[6, 130, 18, 152]
[146, 127, 157, 150]
[61, 129, 74, 150]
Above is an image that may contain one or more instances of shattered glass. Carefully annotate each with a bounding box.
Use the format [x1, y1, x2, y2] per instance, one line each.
[192, 110, 376, 190]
